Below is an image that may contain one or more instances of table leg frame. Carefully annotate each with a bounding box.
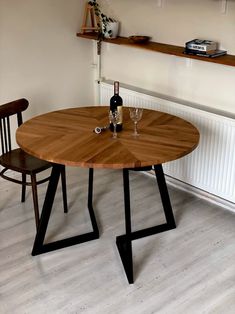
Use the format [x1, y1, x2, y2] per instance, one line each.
[116, 164, 176, 284]
[116, 169, 133, 284]
[32, 165, 99, 256]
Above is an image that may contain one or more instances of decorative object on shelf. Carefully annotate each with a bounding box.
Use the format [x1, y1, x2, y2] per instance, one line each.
[81, 2, 100, 34]
[128, 36, 151, 44]
[103, 21, 119, 39]
[88, 0, 119, 39]
[184, 39, 227, 58]
[184, 49, 227, 58]
[186, 39, 217, 52]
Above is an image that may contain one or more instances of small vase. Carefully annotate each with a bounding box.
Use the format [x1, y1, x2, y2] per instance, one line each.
[103, 21, 119, 39]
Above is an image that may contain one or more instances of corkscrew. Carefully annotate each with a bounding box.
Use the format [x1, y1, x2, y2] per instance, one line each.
[93, 126, 109, 134]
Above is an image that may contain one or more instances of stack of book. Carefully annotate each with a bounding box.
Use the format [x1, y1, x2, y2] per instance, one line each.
[184, 39, 227, 58]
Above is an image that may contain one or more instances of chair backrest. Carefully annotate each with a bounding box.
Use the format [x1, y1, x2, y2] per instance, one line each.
[0, 98, 29, 154]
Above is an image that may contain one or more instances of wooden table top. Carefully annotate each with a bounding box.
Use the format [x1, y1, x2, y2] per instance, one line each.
[16, 106, 200, 169]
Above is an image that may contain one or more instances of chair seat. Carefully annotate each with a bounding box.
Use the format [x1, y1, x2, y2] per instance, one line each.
[0, 148, 51, 174]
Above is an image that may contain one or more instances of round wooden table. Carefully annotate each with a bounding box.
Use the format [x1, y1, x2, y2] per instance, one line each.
[16, 106, 199, 169]
[16, 106, 199, 284]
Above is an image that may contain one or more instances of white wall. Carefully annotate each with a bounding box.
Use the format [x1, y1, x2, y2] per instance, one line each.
[1, 0, 235, 117]
[98, 0, 235, 114]
[0, 0, 95, 120]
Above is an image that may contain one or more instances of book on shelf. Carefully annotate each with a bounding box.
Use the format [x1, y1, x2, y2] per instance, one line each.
[184, 49, 227, 58]
[185, 39, 217, 52]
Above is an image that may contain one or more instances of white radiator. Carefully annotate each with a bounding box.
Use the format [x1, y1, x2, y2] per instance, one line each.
[100, 81, 235, 206]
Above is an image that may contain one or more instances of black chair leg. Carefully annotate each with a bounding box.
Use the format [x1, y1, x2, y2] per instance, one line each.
[31, 173, 40, 230]
[60, 165, 68, 213]
[21, 173, 26, 203]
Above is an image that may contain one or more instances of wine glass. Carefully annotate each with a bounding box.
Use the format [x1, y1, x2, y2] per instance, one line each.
[109, 110, 120, 139]
[129, 107, 143, 136]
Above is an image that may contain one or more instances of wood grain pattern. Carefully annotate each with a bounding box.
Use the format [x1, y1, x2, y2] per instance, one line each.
[77, 33, 235, 67]
[16, 106, 199, 169]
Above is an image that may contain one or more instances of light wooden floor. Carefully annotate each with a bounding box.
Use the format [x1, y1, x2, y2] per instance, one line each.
[0, 167, 234, 314]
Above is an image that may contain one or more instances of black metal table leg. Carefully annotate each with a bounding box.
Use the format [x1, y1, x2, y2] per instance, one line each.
[88, 168, 99, 235]
[32, 165, 99, 256]
[61, 165, 68, 214]
[116, 169, 133, 284]
[154, 164, 176, 229]
[116, 164, 176, 284]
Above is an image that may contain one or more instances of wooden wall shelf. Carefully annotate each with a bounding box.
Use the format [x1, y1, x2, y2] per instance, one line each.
[77, 32, 235, 68]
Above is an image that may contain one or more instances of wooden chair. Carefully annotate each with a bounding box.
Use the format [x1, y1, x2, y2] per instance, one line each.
[0, 98, 68, 230]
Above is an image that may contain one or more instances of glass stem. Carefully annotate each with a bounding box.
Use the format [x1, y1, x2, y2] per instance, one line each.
[113, 124, 117, 138]
[134, 121, 138, 135]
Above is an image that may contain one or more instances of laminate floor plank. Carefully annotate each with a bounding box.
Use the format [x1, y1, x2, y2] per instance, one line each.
[0, 168, 234, 314]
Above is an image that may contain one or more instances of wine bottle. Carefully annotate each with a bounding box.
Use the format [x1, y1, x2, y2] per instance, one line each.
[109, 81, 123, 132]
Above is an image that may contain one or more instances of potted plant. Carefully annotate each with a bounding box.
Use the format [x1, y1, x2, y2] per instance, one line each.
[88, 0, 119, 40]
